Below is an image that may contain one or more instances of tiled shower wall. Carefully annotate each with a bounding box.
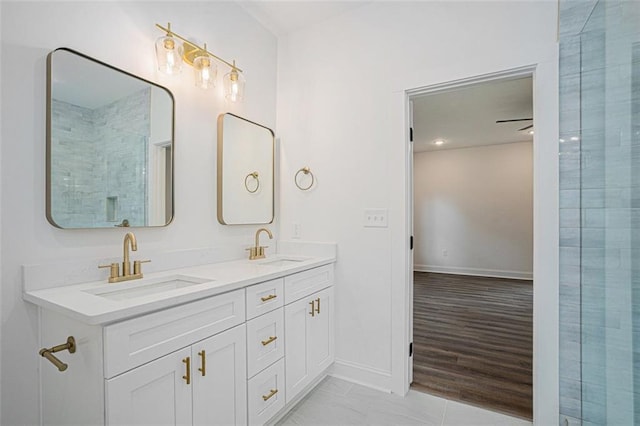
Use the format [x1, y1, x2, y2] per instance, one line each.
[50, 88, 150, 227]
[559, 1, 640, 424]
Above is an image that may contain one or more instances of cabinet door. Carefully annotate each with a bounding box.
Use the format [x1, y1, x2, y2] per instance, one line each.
[284, 287, 334, 403]
[106, 347, 192, 426]
[308, 287, 334, 376]
[192, 324, 247, 426]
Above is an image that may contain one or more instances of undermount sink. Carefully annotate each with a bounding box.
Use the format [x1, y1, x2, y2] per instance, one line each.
[85, 275, 212, 301]
[256, 257, 308, 268]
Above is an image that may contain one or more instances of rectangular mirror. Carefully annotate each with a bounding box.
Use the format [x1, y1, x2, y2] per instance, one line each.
[217, 113, 274, 225]
[46, 48, 174, 229]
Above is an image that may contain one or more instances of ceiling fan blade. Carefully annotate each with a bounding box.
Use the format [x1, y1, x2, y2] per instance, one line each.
[518, 124, 534, 131]
[495, 118, 533, 123]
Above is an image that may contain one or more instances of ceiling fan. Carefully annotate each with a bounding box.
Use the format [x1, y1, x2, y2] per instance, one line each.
[496, 118, 533, 131]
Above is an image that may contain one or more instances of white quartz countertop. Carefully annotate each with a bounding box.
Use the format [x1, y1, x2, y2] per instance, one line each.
[24, 254, 335, 326]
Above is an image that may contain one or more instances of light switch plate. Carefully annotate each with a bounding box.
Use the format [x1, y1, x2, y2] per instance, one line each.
[364, 209, 388, 228]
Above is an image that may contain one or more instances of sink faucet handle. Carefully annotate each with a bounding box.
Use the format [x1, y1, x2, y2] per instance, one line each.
[98, 263, 120, 280]
[133, 259, 151, 275]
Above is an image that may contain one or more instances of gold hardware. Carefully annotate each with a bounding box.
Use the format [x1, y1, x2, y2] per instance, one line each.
[260, 294, 277, 302]
[198, 350, 206, 377]
[295, 167, 315, 191]
[122, 232, 137, 277]
[262, 388, 278, 401]
[248, 228, 273, 260]
[156, 23, 243, 73]
[245, 172, 260, 193]
[261, 336, 278, 346]
[315, 297, 321, 314]
[183, 357, 191, 384]
[99, 233, 151, 283]
[39, 336, 76, 372]
[309, 300, 315, 317]
[133, 259, 151, 275]
[98, 263, 120, 281]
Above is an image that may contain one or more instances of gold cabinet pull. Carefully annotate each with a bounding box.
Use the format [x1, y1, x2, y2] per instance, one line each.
[262, 388, 278, 401]
[261, 336, 278, 346]
[198, 350, 206, 377]
[182, 357, 191, 385]
[309, 300, 315, 317]
[260, 294, 277, 302]
[315, 297, 321, 314]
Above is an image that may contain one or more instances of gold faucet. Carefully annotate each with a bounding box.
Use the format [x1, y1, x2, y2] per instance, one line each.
[248, 228, 273, 260]
[99, 232, 151, 283]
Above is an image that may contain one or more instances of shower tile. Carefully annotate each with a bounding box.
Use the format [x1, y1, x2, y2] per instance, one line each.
[560, 209, 580, 228]
[560, 264, 581, 286]
[560, 227, 581, 247]
[560, 189, 581, 208]
[560, 246, 581, 267]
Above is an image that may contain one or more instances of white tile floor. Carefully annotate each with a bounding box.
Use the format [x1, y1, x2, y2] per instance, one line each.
[276, 377, 532, 426]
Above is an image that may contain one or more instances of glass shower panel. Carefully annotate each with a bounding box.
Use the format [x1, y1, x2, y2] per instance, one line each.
[579, 1, 640, 424]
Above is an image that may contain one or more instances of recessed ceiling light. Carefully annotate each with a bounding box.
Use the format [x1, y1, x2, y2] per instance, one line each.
[433, 139, 445, 146]
[528, 130, 534, 135]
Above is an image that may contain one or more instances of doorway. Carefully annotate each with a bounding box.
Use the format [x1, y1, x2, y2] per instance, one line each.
[408, 74, 534, 419]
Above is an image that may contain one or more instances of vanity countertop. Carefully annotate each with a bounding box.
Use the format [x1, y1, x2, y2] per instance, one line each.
[24, 254, 335, 326]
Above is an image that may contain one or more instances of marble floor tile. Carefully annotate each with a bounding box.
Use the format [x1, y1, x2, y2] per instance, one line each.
[275, 377, 532, 426]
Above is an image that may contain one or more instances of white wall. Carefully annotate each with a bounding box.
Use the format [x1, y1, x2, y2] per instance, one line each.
[0, 3, 276, 424]
[276, 2, 558, 424]
[413, 142, 533, 279]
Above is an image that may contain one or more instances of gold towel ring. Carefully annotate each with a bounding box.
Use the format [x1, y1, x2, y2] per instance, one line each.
[245, 172, 260, 193]
[295, 167, 314, 191]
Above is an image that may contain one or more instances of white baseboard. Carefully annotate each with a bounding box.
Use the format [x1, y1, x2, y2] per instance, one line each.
[414, 264, 533, 280]
[328, 359, 392, 393]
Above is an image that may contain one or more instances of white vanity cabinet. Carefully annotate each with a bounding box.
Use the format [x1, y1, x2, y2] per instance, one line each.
[39, 288, 247, 426]
[106, 324, 247, 426]
[245, 278, 286, 425]
[31, 257, 335, 426]
[284, 266, 334, 404]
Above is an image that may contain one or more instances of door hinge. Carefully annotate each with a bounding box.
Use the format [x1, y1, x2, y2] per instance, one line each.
[410, 235, 414, 250]
[409, 127, 414, 142]
[409, 342, 413, 357]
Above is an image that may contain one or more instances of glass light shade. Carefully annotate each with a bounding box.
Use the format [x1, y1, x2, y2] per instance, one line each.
[155, 35, 183, 75]
[223, 69, 245, 102]
[193, 55, 217, 89]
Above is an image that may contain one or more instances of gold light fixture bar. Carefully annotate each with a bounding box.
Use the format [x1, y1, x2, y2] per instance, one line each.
[155, 23, 243, 73]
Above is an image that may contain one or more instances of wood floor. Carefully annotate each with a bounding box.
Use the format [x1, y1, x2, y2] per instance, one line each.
[412, 272, 533, 420]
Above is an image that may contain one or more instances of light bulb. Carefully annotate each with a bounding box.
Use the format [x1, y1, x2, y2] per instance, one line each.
[155, 35, 183, 75]
[224, 65, 245, 102]
[194, 54, 216, 89]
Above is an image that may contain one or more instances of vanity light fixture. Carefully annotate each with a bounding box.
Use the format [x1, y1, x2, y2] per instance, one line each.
[155, 22, 244, 100]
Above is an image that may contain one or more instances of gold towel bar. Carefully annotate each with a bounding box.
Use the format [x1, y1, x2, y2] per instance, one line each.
[39, 336, 76, 372]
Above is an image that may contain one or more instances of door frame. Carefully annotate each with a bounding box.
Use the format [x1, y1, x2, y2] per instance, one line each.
[397, 64, 559, 424]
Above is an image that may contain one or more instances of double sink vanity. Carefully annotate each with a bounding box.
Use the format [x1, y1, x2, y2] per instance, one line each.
[32, 46, 331, 425]
[24, 235, 336, 425]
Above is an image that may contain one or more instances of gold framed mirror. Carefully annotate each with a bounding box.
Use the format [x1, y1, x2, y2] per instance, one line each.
[46, 48, 175, 229]
[217, 113, 274, 225]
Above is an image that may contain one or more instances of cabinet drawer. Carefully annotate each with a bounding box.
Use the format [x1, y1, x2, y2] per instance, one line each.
[103, 289, 245, 378]
[247, 358, 285, 426]
[246, 308, 284, 378]
[284, 264, 334, 304]
[245, 278, 284, 320]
